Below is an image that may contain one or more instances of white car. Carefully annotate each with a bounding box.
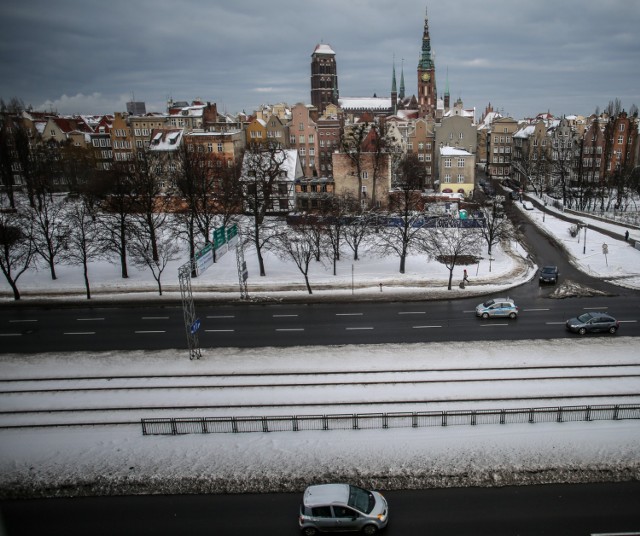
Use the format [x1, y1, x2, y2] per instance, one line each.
[522, 201, 534, 210]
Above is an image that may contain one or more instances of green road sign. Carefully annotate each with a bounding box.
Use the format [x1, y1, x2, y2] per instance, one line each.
[213, 227, 226, 250]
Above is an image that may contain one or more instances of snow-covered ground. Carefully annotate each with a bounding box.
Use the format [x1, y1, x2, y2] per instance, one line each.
[1, 206, 639, 499]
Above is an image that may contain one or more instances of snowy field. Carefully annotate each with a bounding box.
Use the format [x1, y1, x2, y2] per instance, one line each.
[1, 204, 639, 499]
[1, 339, 640, 498]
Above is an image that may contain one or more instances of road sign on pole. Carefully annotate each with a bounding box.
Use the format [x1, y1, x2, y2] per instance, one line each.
[190, 318, 201, 334]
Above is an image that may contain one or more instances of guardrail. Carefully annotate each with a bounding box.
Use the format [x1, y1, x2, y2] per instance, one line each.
[141, 403, 640, 436]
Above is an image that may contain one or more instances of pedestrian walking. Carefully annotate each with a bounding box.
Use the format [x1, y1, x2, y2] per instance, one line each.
[625, 230, 629, 242]
[463, 269, 469, 283]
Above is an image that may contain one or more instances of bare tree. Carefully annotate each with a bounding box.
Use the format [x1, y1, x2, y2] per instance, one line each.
[0, 207, 34, 300]
[476, 198, 513, 256]
[272, 222, 319, 294]
[61, 198, 101, 299]
[95, 162, 138, 278]
[27, 192, 68, 280]
[340, 192, 375, 261]
[376, 153, 426, 273]
[416, 218, 481, 290]
[241, 142, 289, 276]
[128, 225, 181, 296]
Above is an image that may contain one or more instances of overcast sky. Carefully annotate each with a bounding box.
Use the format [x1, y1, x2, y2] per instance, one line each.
[1, 0, 638, 120]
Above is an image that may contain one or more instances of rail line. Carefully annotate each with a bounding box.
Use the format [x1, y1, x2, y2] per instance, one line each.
[2, 363, 640, 429]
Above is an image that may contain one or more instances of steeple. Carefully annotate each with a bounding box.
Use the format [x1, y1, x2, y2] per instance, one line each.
[399, 59, 405, 100]
[444, 66, 450, 111]
[391, 60, 397, 94]
[419, 6, 434, 70]
[417, 4, 437, 119]
[391, 56, 398, 114]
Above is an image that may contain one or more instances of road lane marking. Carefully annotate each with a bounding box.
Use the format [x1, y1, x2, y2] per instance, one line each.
[399, 311, 426, 315]
[135, 330, 166, 334]
[207, 315, 235, 319]
[275, 328, 305, 332]
[523, 308, 550, 312]
[9, 319, 38, 323]
[77, 318, 105, 321]
[546, 322, 566, 325]
[618, 320, 637, 323]
[345, 327, 374, 330]
[337, 313, 364, 316]
[64, 332, 96, 335]
[0, 333, 21, 337]
[584, 307, 608, 310]
[273, 314, 299, 317]
[142, 316, 169, 320]
[480, 324, 508, 327]
[205, 329, 235, 332]
[412, 325, 442, 329]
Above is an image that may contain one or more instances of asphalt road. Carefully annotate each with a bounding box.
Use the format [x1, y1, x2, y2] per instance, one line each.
[1, 290, 639, 353]
[2, 481, 640, 536]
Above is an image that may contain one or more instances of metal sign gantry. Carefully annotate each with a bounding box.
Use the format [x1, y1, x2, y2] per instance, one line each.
[178, 224, 249, 359]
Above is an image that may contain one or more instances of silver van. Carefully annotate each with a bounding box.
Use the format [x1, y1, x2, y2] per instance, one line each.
[299, 483, 389, 535]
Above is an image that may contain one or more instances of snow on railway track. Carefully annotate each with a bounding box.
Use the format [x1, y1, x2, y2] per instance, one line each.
[2, 362, 640, 428]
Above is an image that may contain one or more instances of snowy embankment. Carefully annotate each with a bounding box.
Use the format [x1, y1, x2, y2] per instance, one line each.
[1, 339, 639, 498]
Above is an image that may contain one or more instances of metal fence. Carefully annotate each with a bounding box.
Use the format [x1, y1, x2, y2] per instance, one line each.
[141, 404, 640, 436]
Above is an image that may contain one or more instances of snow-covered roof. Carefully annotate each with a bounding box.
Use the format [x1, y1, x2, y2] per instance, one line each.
[242, 149, 302, 181]
[514, 125, 536, 139]
[313, 43, 335, 55]
[149, 129, 183, 151]
[339, 97, 391, 110]
[440, 146, 472, 156]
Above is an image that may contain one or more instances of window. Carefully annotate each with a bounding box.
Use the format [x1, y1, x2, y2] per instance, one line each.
[459, 133, 464, 139]
[444, 158, 452, 168]
[309, 147, 315, 156]
[290, 135, 296, 145]
[218, 143, 223, 152]
[457, 174, 465, 183]
[300, 147, 306, 156]
[619, 123, 625, 132]
[299, 135, 305, 144]
[361, 171, 368, 179]
[618, 135, 624, 144]
[208, 143, 213, 152]
[444, 174, 451, 183]
[298, 123, 304, 132]
[308, 134, 314, 143]
[457, 158, 465, 167]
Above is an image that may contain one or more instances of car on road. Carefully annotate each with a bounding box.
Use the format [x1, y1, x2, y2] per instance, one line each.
[539, 265, 559, 284]
[522, 200, 534, 210]
[475, 298, 519, 319]
[299, 483, 389, 535]
[565, 312, 620, 335]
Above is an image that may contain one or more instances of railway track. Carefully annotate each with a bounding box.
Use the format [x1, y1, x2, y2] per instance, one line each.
[2, 362, 640, 429]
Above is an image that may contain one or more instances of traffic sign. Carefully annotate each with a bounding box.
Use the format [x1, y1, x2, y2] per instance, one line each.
[190, 318, 201, 334]
[213, 227, 226, 250]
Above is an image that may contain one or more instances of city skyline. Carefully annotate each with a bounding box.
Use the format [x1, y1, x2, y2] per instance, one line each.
[1, 0, 638, 119]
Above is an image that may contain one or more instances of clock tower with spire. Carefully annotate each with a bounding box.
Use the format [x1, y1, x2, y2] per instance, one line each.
[417, 6, 437, 119]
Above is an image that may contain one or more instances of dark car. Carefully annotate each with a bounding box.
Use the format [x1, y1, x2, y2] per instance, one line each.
[539, 265, 559, 284]
[565, 312, 620, 335]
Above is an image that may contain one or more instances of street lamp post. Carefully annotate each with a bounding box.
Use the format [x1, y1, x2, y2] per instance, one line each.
[583, 224, 588, 254]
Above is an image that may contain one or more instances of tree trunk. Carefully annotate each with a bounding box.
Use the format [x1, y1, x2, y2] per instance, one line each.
[83, 260, 91, 300]
[447, 269, 454, 290]
[304, 273, 313, 294]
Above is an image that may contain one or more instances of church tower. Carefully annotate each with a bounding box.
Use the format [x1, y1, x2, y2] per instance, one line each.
[417, 6, 437, 119]
[311, 43, 339, 115]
